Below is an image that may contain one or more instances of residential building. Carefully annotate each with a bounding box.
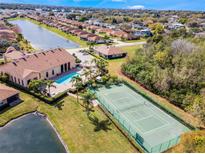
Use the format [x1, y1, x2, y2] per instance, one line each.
[0, 84, 20, 109]
[0, 48, 76, 87]
[94, 45, 127, 59]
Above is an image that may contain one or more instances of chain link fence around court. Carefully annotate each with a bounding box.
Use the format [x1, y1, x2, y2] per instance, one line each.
[96, 93, 183, 153]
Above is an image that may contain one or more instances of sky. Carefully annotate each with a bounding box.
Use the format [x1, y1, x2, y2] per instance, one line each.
[1, 0, 205, 11]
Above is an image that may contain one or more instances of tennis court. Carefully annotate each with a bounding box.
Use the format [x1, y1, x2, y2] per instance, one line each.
[95, 84, 189, 152]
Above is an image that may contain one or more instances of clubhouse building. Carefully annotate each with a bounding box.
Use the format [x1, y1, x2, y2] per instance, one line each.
[0, 48, 76, 87]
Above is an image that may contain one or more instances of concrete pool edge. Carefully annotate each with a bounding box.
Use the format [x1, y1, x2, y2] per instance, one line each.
[0, 111, 69, 153]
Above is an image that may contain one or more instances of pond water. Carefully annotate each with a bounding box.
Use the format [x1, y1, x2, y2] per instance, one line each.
[9, 20, 79, 50]
[0, 113, 67, 153]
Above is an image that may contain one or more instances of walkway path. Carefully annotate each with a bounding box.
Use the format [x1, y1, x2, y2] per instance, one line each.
[66, 40, 146, 52]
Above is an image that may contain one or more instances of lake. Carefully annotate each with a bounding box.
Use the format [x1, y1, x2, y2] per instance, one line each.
[0, 113, 67, 153]
[9, 20, 79, 50]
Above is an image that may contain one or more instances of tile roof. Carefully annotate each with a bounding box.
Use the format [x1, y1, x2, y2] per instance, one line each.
[0, 84, 19, 101]
[0, 48, 76, 80]
[94, 46, 126, 56]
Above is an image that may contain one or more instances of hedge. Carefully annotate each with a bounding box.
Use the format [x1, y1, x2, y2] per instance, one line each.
[0, 80, 67, 104]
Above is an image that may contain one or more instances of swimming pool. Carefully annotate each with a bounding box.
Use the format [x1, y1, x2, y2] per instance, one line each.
[55, 72, 79, 85]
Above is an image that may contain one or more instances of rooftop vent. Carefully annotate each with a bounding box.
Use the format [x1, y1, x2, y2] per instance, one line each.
[34, 54, 38, 58]
[12, 62, 17, 66]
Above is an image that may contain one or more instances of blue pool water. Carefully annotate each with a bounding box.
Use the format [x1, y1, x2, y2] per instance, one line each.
[55, 72, 79, 85]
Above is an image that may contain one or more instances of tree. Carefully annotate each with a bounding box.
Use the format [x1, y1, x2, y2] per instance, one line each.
[71, 76, 83, 103]
[87, 42, 96, 50]
[28, 80, 47, 94]
[103, 35, 111, 46]
[121, 36, 205, 125]
[45, 80, 55, 96]
[178, 17, 188, 24]
[0, 73, 9, 82]
[149, 23, 164, 35]
[95, 60, 108, 75]
[82, 90, 96, 114]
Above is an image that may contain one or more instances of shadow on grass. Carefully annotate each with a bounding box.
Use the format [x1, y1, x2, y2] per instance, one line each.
[88, 114, 112, 132]
[0, 100, 24, 114]
[53, 100, 65, 110]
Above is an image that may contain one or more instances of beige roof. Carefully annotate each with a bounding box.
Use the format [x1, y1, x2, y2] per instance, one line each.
[0, 29, 16, 41]
[4, 47, 25, 60]
[94, 46, 126, 56]
[0, 84, 19, 101]
[0, 48, 76, 80]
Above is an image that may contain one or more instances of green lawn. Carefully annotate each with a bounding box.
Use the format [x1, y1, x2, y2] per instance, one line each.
[122, 38, 146, 43]
[38, 96, 137, 152]
[0, 92, 39, 126]
[0, 87, 137, 152]
[108, 45, 142, 76]
[9, 17, 88, 47]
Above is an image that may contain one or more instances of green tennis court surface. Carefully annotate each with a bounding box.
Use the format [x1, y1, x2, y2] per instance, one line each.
[95, 84, 189, 152]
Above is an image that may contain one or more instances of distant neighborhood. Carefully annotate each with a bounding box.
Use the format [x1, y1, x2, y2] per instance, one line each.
[0, 3, 205, 153]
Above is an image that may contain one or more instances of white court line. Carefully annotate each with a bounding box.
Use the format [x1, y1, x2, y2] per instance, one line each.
[122, 91, 171, 135]
[125, 88, 171, 126]
[112, 97, 131, 102]
[143, 121, 170, 135]
[134, 115, 153, 122]
[99, 88, 172, 136]
[100, 93, 144, 135]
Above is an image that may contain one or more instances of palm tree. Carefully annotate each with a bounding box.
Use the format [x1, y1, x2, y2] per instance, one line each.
[96, 60, 108, 75]
[71, 76, 83, 103]
[87, 42, 96, 51]
[103, 35, 111, 46]
[28, 79, 46, 94]
[45, 80, 55, 96]
[82, 90, 96, 114]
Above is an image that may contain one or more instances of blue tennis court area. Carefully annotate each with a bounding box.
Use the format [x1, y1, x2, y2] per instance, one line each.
[95, 84, 189, 152]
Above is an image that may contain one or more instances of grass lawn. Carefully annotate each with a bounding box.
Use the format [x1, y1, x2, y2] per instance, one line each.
[107, 45, 201, 128]
[0, 92, 39, 126]
[0, 87, 137, 152]
[19, 38, 34, 52]
[9, 17, 87, 48]
[123, 38, 146, 43]
[38, 96, 137, 152]
[108, 45, 142, 76]
[167, 130, 205, 153]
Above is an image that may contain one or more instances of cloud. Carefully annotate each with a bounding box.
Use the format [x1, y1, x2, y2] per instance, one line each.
[128, 5, 145, 9]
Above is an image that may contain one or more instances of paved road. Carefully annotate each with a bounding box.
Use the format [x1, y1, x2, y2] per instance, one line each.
[66, 40, 146, 52]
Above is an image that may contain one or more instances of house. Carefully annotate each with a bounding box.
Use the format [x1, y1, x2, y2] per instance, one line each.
[3, 46, 26, 62]
[94, 46, 127, 59]
[168, 22, 185, 30]
[133, 29, 153, 37]
[79, 33, 95, 40]
[0, 84, 20, 109]
[0, 29, 17, 42]
[0, 48, 76, 87]
[87, 35, 105, 44]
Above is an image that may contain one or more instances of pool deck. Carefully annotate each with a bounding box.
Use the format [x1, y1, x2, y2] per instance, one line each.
[50, 68, 80, 81]
[49, 68, 81, 96]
